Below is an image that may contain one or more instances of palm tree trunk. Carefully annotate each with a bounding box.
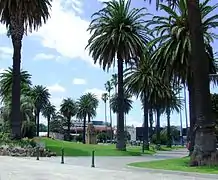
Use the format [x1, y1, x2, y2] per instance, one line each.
[67, 116, 71, 141]
[104, 101, 107, 132]
[166, 107, 171, 148]
[187, 0, 217, 166]
[83, 115, 86, 144]
[149, 108, 153, 138]
[87, 114, 91, 123]
[188, 77, 196, 155]
[47, 116, 51, 138]
[142, 95, 149, 152]
[36, 112, 40, 137]
[179, 92, 184, 146]
[184, 84, 189, 138]
[116, 57, 126, 151]
[156, 108, 161, 148]
[10, 18, 24, 140]
[109, 92, 113, 142]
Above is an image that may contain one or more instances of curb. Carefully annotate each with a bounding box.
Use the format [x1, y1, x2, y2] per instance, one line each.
[126, 165, 218, 179]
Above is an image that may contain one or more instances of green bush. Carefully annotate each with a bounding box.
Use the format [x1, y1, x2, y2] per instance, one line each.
[0, 133, 36, 147]
[75, 134, 83, 142]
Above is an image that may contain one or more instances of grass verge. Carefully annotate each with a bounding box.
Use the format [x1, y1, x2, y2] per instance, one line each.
[39, 138, 155, 156]
[128, 157, 218, 174]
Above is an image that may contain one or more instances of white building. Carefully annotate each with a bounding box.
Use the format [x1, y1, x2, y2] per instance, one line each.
[126, 125, 136, 141]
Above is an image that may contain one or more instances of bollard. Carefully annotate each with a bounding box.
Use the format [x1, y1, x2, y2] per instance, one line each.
[91, 150, 95, 168]
[36, 146, 39, 160]
[61, 148, 64, 164]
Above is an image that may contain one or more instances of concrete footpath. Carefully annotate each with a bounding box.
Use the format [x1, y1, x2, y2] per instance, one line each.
[0, 155, 217, 180]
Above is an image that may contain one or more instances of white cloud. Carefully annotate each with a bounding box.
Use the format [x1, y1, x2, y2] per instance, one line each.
[72, 78, 86, 85]
[47, 83, 66, 93]
[126, 116, 142, 127]
[0, 24, 6, 35]
[84, 88, 106, 100]
[34, 53, 56, 61]
[0, 46, 13, 60]
[32, 0, 98, 67]
[0, 68, 5, 74]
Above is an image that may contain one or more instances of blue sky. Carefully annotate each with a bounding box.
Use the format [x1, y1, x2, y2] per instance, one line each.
[0, 0, 217, 128]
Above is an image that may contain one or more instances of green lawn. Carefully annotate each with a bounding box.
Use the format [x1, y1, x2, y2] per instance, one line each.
[129, 157, 218, 174]
[39, 138, 155, 156]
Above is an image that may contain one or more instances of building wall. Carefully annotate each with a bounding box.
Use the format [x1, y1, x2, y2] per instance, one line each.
[127, 126, 136, 141]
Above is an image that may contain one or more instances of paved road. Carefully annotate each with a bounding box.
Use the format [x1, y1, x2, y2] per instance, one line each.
[0, 155, 217, 180]
[29, 148, 189, 170]
[1, 149, 218, 179]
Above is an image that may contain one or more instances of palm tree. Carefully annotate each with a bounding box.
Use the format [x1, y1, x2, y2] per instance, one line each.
[77, 93, 99, 144]
[101, 92, 109, 133]
[86, 0, 148, 150]
[42, 102, 56, 138]
[124, 53, 171, 151]
[105, 81, 113, 140]
[60, 98, 77, 141]
[1, 95, 35, 138]
[147, 0, 218, 162]
[111, 74, 118, 94]
[0, 0, 52, 139]
[164, 87, 183, 148]
[0, 67, 32, 103]
[110, 91, 133, 139]
[110, 92, 133, 116]
[31, 85, 50, 137]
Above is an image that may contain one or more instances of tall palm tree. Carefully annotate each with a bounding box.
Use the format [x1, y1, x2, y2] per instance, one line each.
[101, 93, 109, 132]
[60, 98, 77, 141]
[0, 0, 52, 139]
[86, 0, 148, 150]
[31, 85, 50, 137]
[105, 81, 113, 140]
[42, 102, 56, 138]
[147, 0, 218, 162]
[77, 93, 99, 144]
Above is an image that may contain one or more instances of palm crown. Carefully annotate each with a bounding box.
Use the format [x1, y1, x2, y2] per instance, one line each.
[0, 0, 52, 33]
[86, 0, 149, 70]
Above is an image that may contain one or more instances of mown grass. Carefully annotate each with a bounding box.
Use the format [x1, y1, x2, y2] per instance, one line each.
[39, 138, 155, 156]
[129, 157, 218, 174]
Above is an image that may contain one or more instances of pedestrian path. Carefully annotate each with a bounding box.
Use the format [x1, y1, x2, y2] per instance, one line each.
[0, 156, 216, 180]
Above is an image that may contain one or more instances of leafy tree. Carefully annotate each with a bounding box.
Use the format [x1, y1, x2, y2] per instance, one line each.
[42, 102, 56, 137]
[39, 123, 47, 132]
[31, 85, 50, 137]
[50, 114, 64, 134]
[60, 98, 77, 141]
[86, 0, 148, 150]
[77, 93, 99, 144]
[0, 0, 52, 139]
